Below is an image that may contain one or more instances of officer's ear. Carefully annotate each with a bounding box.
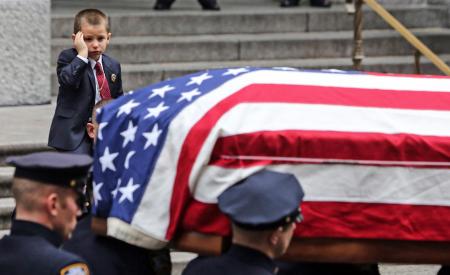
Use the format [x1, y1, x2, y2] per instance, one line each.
[269, 228, 282, 246]
[46, 192, 60, 216]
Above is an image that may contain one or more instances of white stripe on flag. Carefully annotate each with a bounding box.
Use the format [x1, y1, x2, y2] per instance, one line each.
[252, 70, 450, 92]
[193, 164, 450, 206]
[216, 103, 450, 137]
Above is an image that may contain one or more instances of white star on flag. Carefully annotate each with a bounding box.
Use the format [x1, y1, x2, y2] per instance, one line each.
[177, 88, 201, 103]
[144, 102, 169, 120]
[99, 147, 119, 172]
[120, 121, 138, 148]
[97, 122, 108, 140]
[93, 181, 103, 206]
[111, 179, 121, 199]
[118, 178, 140, 203]
[124, 151, 136, 169]
[223, 68, 249, 76]
[117, 99, 140, 117]
[149, 85, 175, 99]
[187, 73, 212, 86]
[143, 124, 163, 149]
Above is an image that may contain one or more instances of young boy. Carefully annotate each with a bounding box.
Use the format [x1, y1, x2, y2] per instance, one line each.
[48, 9, 123, 154]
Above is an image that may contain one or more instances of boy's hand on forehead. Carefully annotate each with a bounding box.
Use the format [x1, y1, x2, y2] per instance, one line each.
[73, 31, 88, 58]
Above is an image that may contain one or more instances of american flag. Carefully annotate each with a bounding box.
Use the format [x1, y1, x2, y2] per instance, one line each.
[93, 67, 450, 249]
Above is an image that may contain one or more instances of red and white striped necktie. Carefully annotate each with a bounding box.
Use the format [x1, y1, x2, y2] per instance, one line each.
[94, 62, 112, 99]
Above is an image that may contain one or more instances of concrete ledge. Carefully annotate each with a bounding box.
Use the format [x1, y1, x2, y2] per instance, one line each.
[0, 229, 9, 238]
[0, 143, 53, 166]
[0, 167, 14, 198]
[0, 198, 14, 231]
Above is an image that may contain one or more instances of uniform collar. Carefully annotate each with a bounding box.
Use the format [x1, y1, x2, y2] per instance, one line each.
[227, 244, 278, 274]
[11, 220, 63, 247]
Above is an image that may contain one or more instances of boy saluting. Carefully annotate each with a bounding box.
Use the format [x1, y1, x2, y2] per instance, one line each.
[48, 9, 123, 154]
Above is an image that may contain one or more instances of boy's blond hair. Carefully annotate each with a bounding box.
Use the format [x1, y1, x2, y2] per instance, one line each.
[73, 8, 110, 34]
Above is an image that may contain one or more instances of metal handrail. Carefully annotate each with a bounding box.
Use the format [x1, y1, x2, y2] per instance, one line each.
[347, 0, 450, 76]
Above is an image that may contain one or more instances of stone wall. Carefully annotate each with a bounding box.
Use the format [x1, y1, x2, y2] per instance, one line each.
[0, 0, 51, 106]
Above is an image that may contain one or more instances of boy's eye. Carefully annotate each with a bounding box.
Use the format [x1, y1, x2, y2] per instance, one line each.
[84, 38, 92, 42]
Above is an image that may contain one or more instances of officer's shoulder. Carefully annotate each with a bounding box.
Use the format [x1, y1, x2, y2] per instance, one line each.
[43, 245, 90, 275]
[53, 250, 90, 275]
[183, 256, 228, 275]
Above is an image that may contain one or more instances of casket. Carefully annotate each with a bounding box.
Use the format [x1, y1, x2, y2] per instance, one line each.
[92, 67, 450, 263]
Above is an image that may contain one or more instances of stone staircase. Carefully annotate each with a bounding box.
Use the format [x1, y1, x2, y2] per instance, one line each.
[50, 0, 450, 94]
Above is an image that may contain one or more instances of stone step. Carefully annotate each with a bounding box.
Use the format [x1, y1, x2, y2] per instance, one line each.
[0, 167, 13, 198]
[51, 28, 450, 65]
[0, 229, 8, 238]
[52, 0, 275, 10]
[0, 144, 53, 167]
[0, 198, 14, 231]
[50, 53, 450, 94]
[51, 5, 447, 37]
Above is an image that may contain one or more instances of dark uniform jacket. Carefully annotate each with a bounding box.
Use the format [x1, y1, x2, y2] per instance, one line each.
[63, 215, 157, 275]
[439, 266, 450, 274]
[48, 48, 123, 151]
[0, 220, 89, 275]
[182, 244, 277, 275]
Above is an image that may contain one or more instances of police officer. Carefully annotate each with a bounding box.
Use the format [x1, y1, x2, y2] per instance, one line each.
[280, 0, 332, 8]
[153, 0, 220, 10]
[182, 169, 305, 275]
[0, 152, 92, 275]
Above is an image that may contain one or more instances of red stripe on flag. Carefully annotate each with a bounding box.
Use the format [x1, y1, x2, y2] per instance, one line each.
[181, 199, 450, 241]
[209, 131, 450, 168]
[167, 84, 450, 239]
[228, 84, 450, 110]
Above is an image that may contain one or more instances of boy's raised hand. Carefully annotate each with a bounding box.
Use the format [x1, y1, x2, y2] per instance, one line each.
[73, 31, 88, 58]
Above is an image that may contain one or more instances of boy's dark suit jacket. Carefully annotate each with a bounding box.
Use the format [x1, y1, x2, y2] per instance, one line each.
[48, 48, 123, 151]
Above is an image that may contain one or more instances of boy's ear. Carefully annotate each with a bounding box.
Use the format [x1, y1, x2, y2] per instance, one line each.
[86, 122, 96, 140]
[107, 32, 112, 41]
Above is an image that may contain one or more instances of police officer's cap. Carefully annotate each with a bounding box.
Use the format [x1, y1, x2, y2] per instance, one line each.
[6, 152, 92, 189]
[218, 169, 304, 230]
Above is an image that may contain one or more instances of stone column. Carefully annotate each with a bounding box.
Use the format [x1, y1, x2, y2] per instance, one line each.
[0, 0, 51, 106]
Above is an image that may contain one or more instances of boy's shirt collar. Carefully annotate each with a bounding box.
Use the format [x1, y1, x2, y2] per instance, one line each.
[89, 55, 104, 69]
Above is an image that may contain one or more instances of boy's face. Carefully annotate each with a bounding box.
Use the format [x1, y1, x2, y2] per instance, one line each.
[79, 19, 111, 61]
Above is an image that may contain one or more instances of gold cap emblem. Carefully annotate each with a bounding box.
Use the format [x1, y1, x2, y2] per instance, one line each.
[70, 180, 76, 187]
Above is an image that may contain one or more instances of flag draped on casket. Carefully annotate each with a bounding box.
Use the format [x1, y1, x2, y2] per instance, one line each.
[92, 67, 450, 249]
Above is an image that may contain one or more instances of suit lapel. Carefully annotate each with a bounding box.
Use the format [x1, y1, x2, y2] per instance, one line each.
[101, 56, 115, 96]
